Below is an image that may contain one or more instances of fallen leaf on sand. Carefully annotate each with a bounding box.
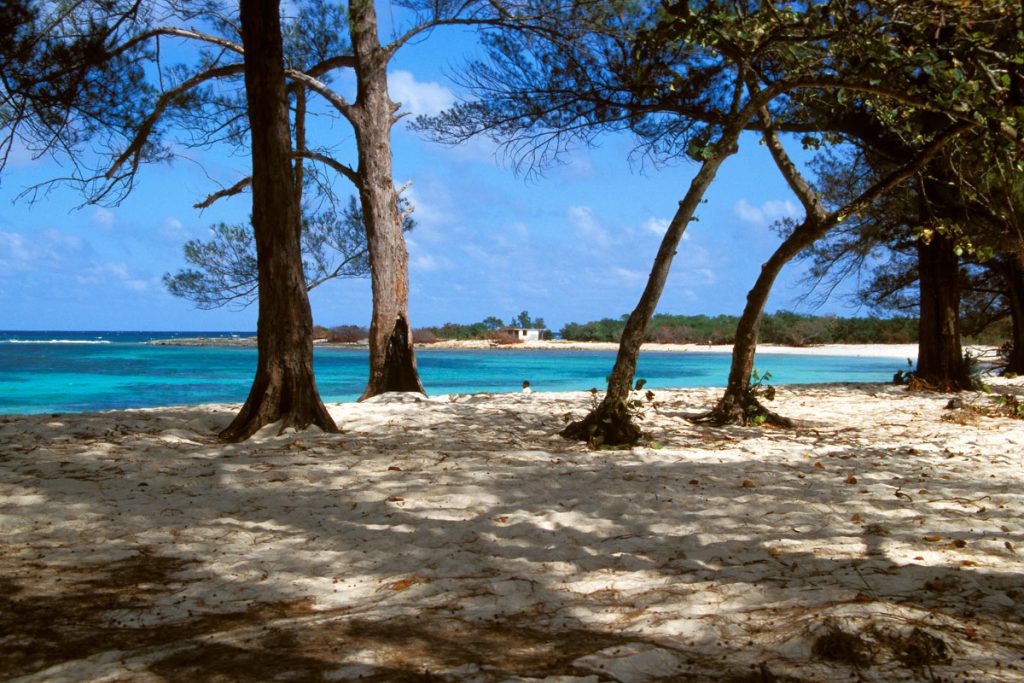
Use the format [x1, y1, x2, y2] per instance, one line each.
[389, 578, 424, 591]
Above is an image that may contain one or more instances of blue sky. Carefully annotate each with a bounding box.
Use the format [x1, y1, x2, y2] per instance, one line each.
[0, 9, 858, 333]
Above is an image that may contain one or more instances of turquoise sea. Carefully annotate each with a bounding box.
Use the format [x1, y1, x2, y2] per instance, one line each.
[0, 331, 911, 415]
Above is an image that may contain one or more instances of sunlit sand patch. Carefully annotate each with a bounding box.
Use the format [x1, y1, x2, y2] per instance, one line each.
[1, 379, 1023, 681]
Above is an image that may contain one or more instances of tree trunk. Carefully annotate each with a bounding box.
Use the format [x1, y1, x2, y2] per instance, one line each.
[348, 0, 424, 400]
[709, 222, 827, 425]
[915, 233, 972, 390]
[221, 0, 338, 442]
[999, 256, 1024, 374]
[561, 146, 737, 446]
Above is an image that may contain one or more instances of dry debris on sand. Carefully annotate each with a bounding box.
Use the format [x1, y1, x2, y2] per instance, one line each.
[1, 381, 1023, 681]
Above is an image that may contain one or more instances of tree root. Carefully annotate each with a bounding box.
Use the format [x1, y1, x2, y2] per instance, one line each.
[903, 375, 977, 393]
[560, 398, 642, 448]
[220, 376, 339, 442]
[692, 394, 809, 429]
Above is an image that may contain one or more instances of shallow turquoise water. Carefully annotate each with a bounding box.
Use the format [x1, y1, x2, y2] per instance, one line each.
[0, 331, 910, 414]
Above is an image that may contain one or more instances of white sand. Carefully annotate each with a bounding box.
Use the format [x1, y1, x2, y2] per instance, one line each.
[2, 380, 1023, 681]
[420, 340, 942, 359]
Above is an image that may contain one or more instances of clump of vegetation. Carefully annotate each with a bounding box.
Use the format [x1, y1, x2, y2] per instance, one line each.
[564, 379, 657, 449]
[895, 628, 953, 667]
[414, 311, 550, 341]
[812, 624, 873, 667]
[743, 370, 776, 427]
[896, 351, 989, 392]
[943, 393, 1024, 422]
[812, 622, 954, 670]
[411, 328, 438, 343]
[314, 325, 369, 343]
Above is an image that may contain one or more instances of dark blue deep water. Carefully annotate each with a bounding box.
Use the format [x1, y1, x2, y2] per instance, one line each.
[0, 331, 910, 414]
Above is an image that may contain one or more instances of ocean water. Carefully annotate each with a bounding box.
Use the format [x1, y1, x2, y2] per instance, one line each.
[0, 331, 911, 415]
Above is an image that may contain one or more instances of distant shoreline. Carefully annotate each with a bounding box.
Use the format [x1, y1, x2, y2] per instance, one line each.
[146, 336, 944, 359]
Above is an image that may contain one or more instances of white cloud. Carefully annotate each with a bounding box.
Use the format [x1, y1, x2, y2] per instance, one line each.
[643, 216, 671, 235]
[0, 232, 32, 271]
[733, 199, 799, 225]
[559, 151, 596, 180]
[612, 267, 645, 286]
[388, 70, 456, 118]
[568, 206, 610, 248]
[161, 216, 189, 240]
[90, 207, 117, 230]
[411, 251, 454, 273]
[403, 181, 455, 231]
[412, 254, 439, 272]
[0, 229, 88, 273]
[695, 267, 716, 284]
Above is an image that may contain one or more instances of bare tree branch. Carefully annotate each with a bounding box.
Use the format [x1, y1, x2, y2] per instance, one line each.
[103, 63, 244, 182]
[194, 176, 252, 209]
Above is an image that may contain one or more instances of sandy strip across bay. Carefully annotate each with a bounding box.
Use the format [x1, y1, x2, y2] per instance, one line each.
[1, 378, 1022, 681]
[419, 339, 933, 359]
[154, 337, 941, 360]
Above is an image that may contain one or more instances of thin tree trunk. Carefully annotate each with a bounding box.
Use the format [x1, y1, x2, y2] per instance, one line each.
[561, 148, 736, 445]
[999, 256, 1024, 374]
[915, 233, 972, 390]
[708, 120, 971, 424]
[710, 223, 826, 425]
[348, 0, 424, 400]
[221, 0, 337, 442]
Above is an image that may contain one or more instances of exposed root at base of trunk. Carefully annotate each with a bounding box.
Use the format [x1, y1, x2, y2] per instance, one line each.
[220, 379, 339, 443]
[694, 394, 808, 429]
[560, 398, 643, 448]
[900, 374, 977, 393]
[220, 408, 339, 443]
[359, 315, 426, 401]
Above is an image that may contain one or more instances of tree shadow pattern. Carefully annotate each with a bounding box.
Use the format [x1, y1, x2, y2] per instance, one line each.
[1, 383, 1023, 681]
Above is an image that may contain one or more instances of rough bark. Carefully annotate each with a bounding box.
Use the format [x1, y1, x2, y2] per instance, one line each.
[220, 0, 338, 442]
[1001, 256, 1024, 375]
[915, 233, 972, 391]
[348, 0, 424, 400]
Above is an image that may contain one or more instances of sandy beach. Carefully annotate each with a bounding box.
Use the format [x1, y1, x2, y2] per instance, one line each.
[158, 337, 936, 360]
[2, 377, 1023, 681]
[418, 340, 931, 359]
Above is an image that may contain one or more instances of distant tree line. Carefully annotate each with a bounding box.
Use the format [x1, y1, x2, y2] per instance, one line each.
[312, 310, 1016, 347]
[315, 312, 552, 344]
[559, 312, 1008, 346]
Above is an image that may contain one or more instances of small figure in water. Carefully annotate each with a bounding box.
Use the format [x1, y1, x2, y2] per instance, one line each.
[522, 380, 532, 394]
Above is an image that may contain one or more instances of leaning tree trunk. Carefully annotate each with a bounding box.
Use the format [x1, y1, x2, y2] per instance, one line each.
[221, 0, 338, 441]
[709, 222, 827, 426]
[999, 256, 1024, 374]
[915, 233, 972, 390]
[348, 0, 424, 400]
[561, 147, 737, 446]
